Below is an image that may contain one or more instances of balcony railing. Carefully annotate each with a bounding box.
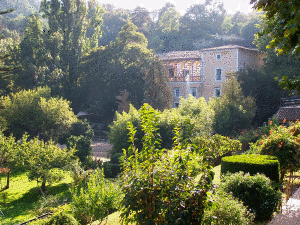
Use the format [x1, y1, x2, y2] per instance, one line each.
[170, 76, 203, 82]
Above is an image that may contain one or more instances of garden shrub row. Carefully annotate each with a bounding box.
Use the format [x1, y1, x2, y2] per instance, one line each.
[221, 154, 280, 183]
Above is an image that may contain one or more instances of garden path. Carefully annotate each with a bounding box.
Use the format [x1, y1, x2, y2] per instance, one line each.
[92, 140, 112, 161]
[269, 186, 300, 224]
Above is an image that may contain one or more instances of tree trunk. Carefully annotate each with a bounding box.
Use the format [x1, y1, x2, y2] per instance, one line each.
[6, 171, 9, 189]
[41, 179, 46, 193]
[0, 171, 9, 192]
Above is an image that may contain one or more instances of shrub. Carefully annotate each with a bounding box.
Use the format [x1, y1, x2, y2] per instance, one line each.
[67, 135, 93, 163]
[120, 104, 214, 225]
[252, 125, 300, 182]
[221, 154, 280, 183]
[193, 134, 242, 166]
[108, 97, 215, 155]
[46, 211, 78, 225]
[71, 168, 122, 225]
[203, 190, 254, 224]
[219, 172, 281, 222]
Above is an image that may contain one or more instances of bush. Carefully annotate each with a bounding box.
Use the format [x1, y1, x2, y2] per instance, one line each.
[67, 135, 92, 163]
[108, 97, 215, 155]
[71, 168, 122, 225]
[219, 172, 281, 222]
[120, 104, 213, 225]
[252, 125, 300, 182]
[221, 154, 280, 183]
[103, 153, 123, 178]
[46, 211, 78, 225]
[203, 190, 254, 224]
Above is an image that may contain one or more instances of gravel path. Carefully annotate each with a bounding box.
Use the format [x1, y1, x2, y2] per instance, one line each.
[269, 187, 300, 224]
[91, 141, 112, 161]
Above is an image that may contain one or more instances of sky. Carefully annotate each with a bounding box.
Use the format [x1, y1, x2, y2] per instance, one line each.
[97, 0, 255, 15]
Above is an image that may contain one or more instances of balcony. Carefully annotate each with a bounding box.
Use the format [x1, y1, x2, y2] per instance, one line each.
[170, 76, 203, 82]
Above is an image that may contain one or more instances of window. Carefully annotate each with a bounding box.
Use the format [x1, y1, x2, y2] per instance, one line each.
[216, 54, 221, 60]
[215, 68, 222, 81]
[174, 102, 179, 108]
[191, 88, 197, 97]
[169, 68, 174, 78]
[214, 88, 221, 97]
[183, 69, 189, 77]
[174, 88, 180, 98]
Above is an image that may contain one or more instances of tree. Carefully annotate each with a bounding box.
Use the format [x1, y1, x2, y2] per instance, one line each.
[80, 21, 172, 121]
[17, 135, 75, 192]
[238, 68, 283, 126]
[251, 0, 300, 55]
[98, 4, 129, 46]
[0, 86, 77, 141]
[211, 75, 256, 136]
[180, 1, 225, 40]
[0, 5, 20, 96]
[120, 104, 213, 224]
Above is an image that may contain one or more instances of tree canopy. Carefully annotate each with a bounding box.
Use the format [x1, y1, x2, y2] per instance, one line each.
[252, 0, 300, 55]
[0, 86, 77, 141]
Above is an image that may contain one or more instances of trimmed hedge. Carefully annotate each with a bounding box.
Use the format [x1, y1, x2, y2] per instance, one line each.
[221, 154, 280, 183]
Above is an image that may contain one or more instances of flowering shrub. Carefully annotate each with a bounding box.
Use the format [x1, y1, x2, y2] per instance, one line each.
[252, 125, 300, 182]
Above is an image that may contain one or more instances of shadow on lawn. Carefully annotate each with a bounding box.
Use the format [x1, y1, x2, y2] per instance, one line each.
[1, 183, 71, 224]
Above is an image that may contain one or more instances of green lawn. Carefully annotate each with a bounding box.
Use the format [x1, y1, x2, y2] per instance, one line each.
[0, 171, 72, 225]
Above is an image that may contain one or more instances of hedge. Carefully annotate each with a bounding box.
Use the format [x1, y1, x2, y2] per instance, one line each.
[221, 154, 280, 183]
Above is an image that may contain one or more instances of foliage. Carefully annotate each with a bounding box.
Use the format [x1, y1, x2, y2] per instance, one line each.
[67, 135, 93, 163]
[81, 21, 172, 121]
[46, 211, 78, 225]
[221, 154, 280, 183]
[203, 190, 254, 224]
[108, 96, 215, 155]
[219, 172, 281, 222]
[252, 0, 300, 55]
[210, 75, 256, 136]
[103, 153, 122, 178]
[70, 168, 122, 225]
[11, 134, 76, 192]
[68, 119, 94, 141]
[193, 134, 241, 166]
[252, 124, 300, 182]
[120, 104, 214, 225]
[0, 86, 77, 141]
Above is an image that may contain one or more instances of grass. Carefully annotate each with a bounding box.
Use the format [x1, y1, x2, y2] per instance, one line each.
[0, 171, 72, 225]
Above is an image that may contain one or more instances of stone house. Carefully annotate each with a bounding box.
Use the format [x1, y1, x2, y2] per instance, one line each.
[159, 45, 265, 107]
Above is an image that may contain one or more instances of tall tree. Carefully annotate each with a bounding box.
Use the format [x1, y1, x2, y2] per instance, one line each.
[39, 0, 104, 110]
[130, 6, 153, 38]
[180, 0, 225, 39]
[80, 22, 172, 121]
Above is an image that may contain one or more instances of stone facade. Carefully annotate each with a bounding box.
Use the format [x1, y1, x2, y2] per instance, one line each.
[159, 45, 265, 107]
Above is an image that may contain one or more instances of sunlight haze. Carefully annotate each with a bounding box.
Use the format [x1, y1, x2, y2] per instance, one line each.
[97, 0, 254, 14]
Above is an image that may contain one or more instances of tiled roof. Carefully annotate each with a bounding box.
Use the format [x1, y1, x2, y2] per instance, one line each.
[274, 106, 300, 121]
[158, 45, 259, 61]
[202, 45, 259, 52]
[158, 51, 202, 61]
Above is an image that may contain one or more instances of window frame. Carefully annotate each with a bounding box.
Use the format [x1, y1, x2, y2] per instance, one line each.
[169, 68, 175, 78]
[191, 87, 197, 97]
[215, 68, 222, 81]
[214, 87, 221, 97]
[174, 88, 181, 98]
